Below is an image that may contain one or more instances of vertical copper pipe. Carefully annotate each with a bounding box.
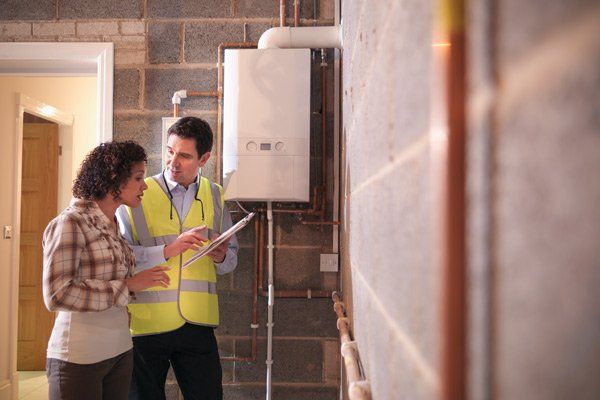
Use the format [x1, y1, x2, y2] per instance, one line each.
[173, 103, 179, 118]
[434, 0, 467, 399]
[220, 214, 261, 363]
[256, 212, 331, 298]
[320, 55, 328, 219]
[258, 213, 265, 291]
[251, 214, 260, 360]
[294, 0, 300, 27]
[280, 0, 286, 27]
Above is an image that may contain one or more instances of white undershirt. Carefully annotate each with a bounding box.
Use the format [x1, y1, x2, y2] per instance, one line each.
[47, 307, 132, 364]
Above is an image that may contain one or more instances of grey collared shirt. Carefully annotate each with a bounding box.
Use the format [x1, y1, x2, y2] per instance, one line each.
[116, 171, 238, 275]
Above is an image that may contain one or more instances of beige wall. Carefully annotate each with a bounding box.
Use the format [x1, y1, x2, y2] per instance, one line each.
[0, 75, 96, 399]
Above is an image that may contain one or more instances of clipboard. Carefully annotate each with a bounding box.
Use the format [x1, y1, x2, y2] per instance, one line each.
[182, 212, 255, 268]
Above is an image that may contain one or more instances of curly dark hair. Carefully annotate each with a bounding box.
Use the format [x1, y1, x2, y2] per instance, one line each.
[72, 140, 147, 200]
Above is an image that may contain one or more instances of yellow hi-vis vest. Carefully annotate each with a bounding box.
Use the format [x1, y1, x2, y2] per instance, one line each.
[125, 175, 224, 336]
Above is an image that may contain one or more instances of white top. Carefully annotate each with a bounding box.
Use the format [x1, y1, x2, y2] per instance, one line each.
[47, 307, 132, 364]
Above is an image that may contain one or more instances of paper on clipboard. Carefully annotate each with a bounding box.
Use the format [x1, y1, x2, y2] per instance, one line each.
[182, 212, 255, 268]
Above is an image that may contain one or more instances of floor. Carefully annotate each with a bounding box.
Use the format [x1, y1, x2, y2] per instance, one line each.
[18, 371, 47, 400]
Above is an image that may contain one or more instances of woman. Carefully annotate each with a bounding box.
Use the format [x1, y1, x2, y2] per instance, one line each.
[42, 141, 170, 400]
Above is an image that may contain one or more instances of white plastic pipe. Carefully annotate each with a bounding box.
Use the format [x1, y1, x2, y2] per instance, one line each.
[258, 26, 342, 49]
[265, 202, 274, 400]
[171, 89, 187, 104]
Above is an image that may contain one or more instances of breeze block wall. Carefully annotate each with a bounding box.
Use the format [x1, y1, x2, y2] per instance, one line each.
[341, 1, 440, 399]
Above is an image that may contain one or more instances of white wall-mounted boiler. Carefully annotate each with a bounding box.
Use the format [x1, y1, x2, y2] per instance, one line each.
[222, 48, 311, 202]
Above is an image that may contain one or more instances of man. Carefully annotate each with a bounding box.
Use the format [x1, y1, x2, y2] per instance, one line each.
[117, 117, 238, 400]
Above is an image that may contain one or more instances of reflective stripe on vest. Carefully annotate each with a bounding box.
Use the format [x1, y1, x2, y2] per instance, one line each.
[133, 280, 218, 303]
[126, 174, 225, 335]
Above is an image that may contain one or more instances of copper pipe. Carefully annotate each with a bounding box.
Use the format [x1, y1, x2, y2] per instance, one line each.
[300, 220, 340, 225]
[221, 215, 261, 363]
[257, 186, 321, 214]
[250, 213, 260, 360]
[256, 211, 331, 299]
[280, 0, 286, 27]
[216, 41, 258, 185]
[173, 91, 217, 118]
[187, 90, 218, 97]
[260, 289, 332, 298]
[332, 292, 371, 399]
[294, 0, 300, 27]
[320, 53, 328, 219]
[434, 1, 467, 399]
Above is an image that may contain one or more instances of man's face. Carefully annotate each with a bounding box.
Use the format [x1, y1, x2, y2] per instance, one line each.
[165, 134, 210, 187]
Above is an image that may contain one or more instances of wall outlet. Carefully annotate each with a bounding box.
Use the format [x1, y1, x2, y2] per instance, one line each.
[320, 253, 339, 272]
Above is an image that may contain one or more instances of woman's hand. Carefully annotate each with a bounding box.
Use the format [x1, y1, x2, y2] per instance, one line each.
[125, 266, 171, 293]
[163, 226, 208, 259]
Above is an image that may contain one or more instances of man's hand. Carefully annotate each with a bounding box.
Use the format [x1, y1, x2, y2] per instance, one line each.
[208, 232, 230, 263]
[164, 226, 208, 259]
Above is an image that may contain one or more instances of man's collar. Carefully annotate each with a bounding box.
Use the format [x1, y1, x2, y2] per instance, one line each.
[163, 170, 200, 190]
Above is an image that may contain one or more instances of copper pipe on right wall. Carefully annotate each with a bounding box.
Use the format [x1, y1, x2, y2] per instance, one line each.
[432, 0, 467, 399]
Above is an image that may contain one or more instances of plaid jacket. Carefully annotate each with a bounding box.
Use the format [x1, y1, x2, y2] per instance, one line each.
[42, 198, 134, 312]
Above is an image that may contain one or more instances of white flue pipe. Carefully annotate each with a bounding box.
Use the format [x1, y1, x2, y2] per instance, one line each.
[258, 26, 342, 49]
[265, 202, 274, 400]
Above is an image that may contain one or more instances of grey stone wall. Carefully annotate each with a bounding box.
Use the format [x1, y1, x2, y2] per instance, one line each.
[341, 1, 439, 399]
[343, 0, 600, 399]
[1, 1, 339, 399]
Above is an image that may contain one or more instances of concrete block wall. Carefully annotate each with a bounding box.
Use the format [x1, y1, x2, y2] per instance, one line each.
[343, 0, 600, 399]
[1, 1, 340, 399]
[341, 1, 440, 399]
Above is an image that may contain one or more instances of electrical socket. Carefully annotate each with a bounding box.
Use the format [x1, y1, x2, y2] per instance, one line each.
[320, 253, 338, 272]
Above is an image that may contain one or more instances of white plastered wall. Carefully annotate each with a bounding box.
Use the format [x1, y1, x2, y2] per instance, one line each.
[0, 76, 96, 399]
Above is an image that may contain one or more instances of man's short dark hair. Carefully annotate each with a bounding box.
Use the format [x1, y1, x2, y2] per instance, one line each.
[72, 140, 147, 200]
[167, 117, 213, 157]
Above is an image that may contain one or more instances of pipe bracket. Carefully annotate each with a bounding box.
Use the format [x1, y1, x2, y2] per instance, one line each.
[340, 340, 357, 358]
[336, 317, 349, 331]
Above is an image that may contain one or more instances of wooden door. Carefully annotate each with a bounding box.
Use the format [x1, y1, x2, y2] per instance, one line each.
[17, 122, 59, 370]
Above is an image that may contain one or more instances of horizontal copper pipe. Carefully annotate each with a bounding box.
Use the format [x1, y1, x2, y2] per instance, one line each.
[256, 212, 332, 299]
[187, 90, 218, 97]
[300, 220, 340, 226]
[257, 187, 322, 214]
[259, 289, 332, 298]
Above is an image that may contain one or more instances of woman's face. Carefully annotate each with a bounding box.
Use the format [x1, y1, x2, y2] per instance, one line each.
[118, 162, 148, 207]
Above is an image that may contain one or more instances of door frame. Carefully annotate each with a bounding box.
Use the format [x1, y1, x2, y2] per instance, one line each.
[16, 96, 70, 370]
[2, 43, 113, 400]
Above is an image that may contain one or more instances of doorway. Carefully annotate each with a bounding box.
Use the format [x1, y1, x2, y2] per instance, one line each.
[17, 113, 59, 371]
